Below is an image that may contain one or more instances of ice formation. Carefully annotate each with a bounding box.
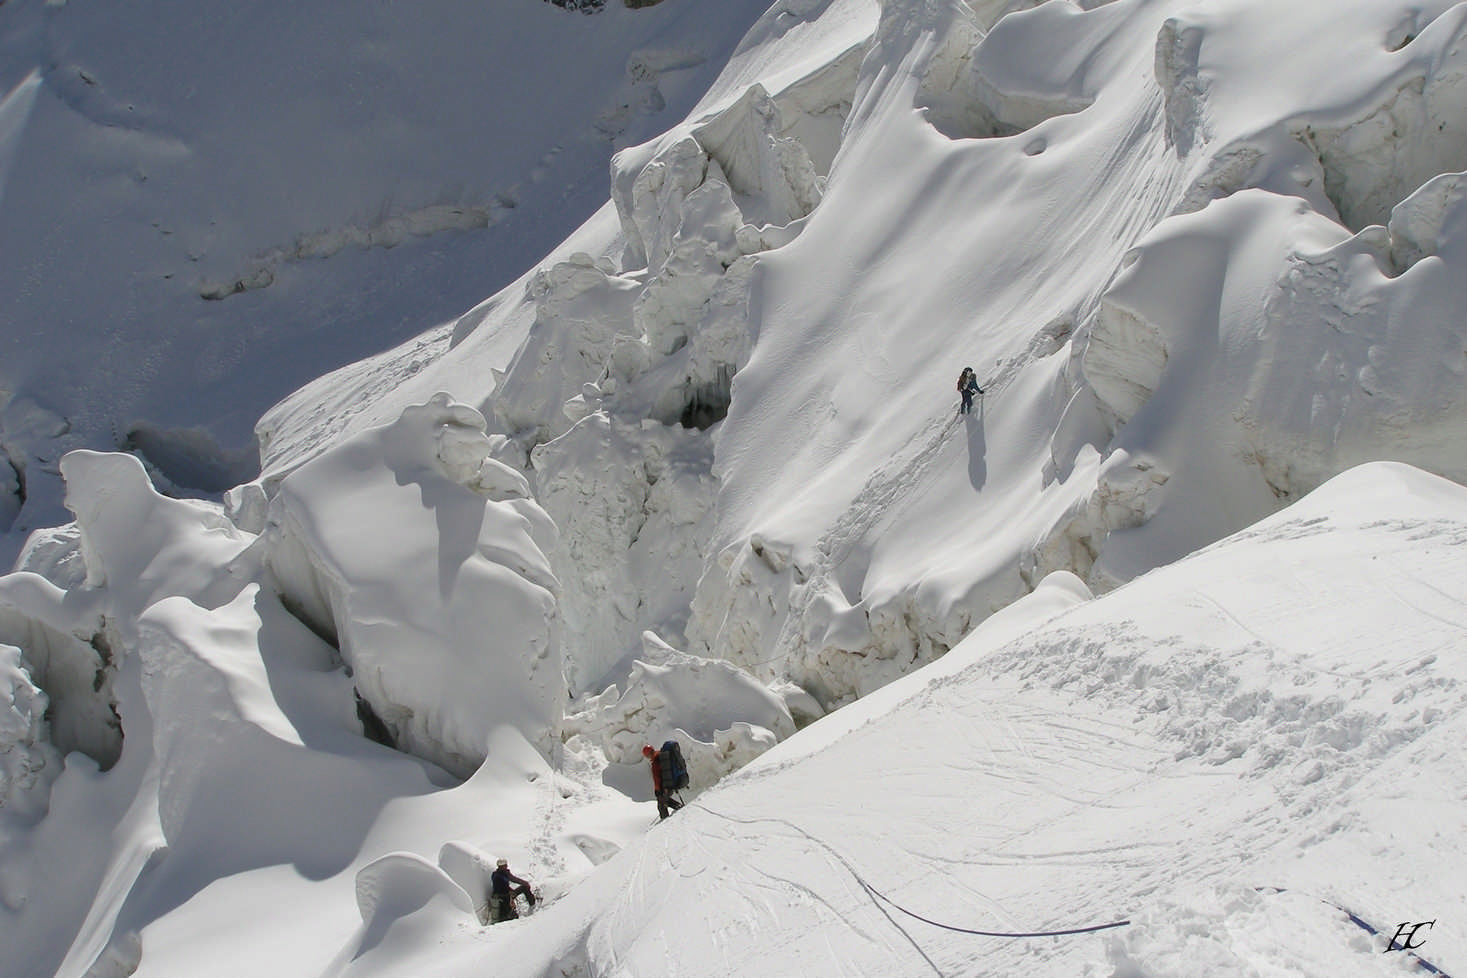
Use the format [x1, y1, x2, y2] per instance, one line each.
[567, 630, 794, 797]
[265, 394, 565, 777]
[0, 642, 58, 864]
[7, 0, 1467, 781]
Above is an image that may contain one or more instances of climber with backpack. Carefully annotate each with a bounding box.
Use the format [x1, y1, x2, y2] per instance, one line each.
[957, 366, 983, 416]
[643, 740, 688, 819]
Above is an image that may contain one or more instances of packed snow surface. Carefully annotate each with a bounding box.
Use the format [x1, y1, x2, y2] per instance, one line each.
[489, 462, 1467, 978]
[3, 0, 1467, 975]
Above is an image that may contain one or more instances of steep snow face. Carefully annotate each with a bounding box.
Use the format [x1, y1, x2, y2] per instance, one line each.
[267, 395, 564, 777]
[248, 0, 1467, 724]
[680, 0, 1467, 708]
[541, 463, 1467, 978]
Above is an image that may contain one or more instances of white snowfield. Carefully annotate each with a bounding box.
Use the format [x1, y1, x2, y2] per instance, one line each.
[537, 463, 1467, 978]
[2, 0, 1467, 975]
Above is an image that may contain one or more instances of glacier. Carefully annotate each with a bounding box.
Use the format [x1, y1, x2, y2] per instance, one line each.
[2, 0, 1467, 975]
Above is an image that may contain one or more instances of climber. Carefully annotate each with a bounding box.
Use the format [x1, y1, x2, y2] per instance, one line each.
[643, 742, 686, 820]
[489, 858, 536, 922]
[957, 366, 983, 416]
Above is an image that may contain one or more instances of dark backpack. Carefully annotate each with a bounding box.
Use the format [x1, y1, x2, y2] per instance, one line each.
[660, 739, 689, 790]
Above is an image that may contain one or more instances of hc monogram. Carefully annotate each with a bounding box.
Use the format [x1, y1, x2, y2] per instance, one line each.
[1385, 920, 1434, 953]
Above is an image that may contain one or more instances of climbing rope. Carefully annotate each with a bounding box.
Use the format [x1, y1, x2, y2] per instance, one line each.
[859, 877, 1129, 937]
[690, 802, 1130, 941]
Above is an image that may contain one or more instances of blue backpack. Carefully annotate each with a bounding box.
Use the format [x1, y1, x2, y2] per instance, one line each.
[660, 740, 689, 790]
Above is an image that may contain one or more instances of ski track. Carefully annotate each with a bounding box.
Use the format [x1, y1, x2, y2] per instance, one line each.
[1367, 557, 1467, 632]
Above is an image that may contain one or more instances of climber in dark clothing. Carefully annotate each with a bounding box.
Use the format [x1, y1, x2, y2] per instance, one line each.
[957, 366, 983, 416]
[643, 743, 684, 820]
[489, 858, 535, 922]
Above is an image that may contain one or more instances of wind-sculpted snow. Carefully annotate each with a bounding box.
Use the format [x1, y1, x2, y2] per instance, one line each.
[0, 451, 258, 780]
[0, 448, 267, 925]
[351, 851, 474, 953]
[1078, 183, 1467, 581]
[1142, 1, 1467, 227]
[961, 0, 1106, 138]
[0, 421, 635, 976]
[266, 394, 564, 778]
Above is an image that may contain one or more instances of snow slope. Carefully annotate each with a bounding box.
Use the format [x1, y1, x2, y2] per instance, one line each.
[4, 0, 1467, 975]
[558, 462, 1467, 978]
[176, 461, 1461, 978]
[253, 0, 1467, 722]
[477, 462, 1467, 978]
[0, 0, 775, 548]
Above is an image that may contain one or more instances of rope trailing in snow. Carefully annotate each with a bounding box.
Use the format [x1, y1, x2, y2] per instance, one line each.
[859, 878, 1129, 938]
[690, 803, 1129, 942]
[682, 803, 943, 975]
